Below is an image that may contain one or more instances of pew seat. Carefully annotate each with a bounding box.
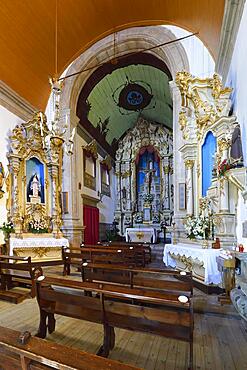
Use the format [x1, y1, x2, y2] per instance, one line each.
[36, 276, 193, 369]
[0, 325, 140, 370]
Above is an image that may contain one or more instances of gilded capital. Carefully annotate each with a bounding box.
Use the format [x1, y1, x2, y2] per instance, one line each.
[218, 137, 231, 152]
[164, 165, 170, 175]
[185, 159, 194, 169]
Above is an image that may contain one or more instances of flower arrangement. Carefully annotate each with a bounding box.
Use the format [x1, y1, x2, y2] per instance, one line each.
[218, 159, 232, 177]
[29, 218, 48, 234]
[184, 215, 210, 240]
[143, 193, 154, 203]
[134, 213, 143, 223]
[0, 221, 14, 236]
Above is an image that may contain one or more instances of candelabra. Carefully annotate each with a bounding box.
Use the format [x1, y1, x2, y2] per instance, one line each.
[38, 77, 75, 155]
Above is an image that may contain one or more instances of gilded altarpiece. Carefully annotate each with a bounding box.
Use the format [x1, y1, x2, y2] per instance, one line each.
[176, 72, 246, 247]
[114, 116, 173, 237]
[6, 113, 69, 260]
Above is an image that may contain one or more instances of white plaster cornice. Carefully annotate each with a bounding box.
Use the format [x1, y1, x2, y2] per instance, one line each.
[216, 0, 246, 82]
[0, 80, 37, 120]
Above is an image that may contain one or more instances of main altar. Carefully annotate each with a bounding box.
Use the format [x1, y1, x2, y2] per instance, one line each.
[5, 80, 71, 260]
[114, 116, 173, 239]
[125, 227, 156, 243]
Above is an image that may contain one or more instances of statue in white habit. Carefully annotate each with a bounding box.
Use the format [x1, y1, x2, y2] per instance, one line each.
[31, 173, 41, 198]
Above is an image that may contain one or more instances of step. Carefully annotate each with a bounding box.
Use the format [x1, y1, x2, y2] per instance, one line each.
[0, 289, 30, 304]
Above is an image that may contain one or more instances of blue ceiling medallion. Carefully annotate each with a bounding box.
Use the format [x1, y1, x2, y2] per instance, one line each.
[118, 83, 153, 111]
[126, 90, 144, 106]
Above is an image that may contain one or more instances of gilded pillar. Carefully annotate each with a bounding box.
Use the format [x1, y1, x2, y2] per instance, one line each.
[185, 159, 194, 216]
[9, 156, 22, 233]
[218, 138, 230, 212]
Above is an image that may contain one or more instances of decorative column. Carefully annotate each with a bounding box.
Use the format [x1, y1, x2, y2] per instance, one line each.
[163, 164, 170, 210]
[218, 138, 230, 212]
[9, 156, 22, 234]
[185, 160, 194, 216]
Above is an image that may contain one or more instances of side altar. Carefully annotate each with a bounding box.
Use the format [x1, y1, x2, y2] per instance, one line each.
[5, 80, 71, 260]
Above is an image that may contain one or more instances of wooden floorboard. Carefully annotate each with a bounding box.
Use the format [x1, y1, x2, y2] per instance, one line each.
[0, 265, 247, 369]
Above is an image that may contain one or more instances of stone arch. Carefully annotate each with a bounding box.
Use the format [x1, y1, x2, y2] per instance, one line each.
[60, 26, 190, 113]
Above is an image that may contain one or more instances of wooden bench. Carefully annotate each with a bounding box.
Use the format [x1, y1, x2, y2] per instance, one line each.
[85, 242, 150, 265]
[0, 255, 43, 302]
[102, 241, 152, 263]
[0, 255, 63, 302]
[0, 325, 140, 370]
[62, 247, 144, 276]
[81, 262, 193, 295]
[36, 276, 193, 369]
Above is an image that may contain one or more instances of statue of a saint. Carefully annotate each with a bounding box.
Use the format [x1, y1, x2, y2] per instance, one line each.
[0, 162, 4, 190]
[30, 173, 41, 198]
[230, 124, 243, 163]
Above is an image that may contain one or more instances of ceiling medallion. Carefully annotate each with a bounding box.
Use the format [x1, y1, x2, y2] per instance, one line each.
[113, 77, 154, 114]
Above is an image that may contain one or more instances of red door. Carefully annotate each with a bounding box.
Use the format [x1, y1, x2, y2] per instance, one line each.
[83, 205, 99, 244]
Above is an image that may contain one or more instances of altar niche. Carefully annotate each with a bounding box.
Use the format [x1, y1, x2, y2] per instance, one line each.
[26, 157, 45, 204]
[202, 131, 216, 197]
[136, 146, 160, 223]
[114, 116, 173, 237]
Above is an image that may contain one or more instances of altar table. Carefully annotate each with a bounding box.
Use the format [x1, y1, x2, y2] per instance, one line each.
[163, 243, 222, 285]
[125, 227, 156, 243]
[9, 237, 69, 261]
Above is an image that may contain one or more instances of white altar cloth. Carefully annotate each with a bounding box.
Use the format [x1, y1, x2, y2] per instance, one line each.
[125, 227, 156, 243]
[9, 237, 69, 255]
[163, 243, 222, 285]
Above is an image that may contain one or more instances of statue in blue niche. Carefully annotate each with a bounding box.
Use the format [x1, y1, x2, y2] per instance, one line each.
[27, 173, 42, 203]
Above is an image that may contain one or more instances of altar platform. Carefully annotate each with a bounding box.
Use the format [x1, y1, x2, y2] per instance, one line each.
[9, 235, 69, 261]
[163, 243, 222, 286]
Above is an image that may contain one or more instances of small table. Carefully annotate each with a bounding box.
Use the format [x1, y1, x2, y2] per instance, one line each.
[163, 243, 222, 285]
[125, 228, 156, 243]
[216, 256, 235, 304]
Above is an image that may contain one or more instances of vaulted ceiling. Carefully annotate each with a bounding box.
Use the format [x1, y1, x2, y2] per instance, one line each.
[0, 0, 225, 110]
[86, 64, 172, 145]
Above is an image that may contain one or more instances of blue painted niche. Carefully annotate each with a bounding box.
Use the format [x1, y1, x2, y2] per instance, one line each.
[202, 131, 216, 197]
[26, 157, 45, 203]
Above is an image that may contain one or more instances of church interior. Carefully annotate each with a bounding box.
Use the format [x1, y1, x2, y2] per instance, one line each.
[1, 1, 247, 369]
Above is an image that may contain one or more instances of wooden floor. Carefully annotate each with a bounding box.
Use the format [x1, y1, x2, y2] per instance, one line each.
[0, 265, 247, 369]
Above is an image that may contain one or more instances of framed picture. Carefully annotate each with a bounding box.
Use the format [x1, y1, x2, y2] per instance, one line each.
[179, 183, 186, 210]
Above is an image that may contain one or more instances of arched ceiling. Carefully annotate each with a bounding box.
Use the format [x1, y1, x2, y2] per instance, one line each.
[0, 0, 225, 110]
[87, 64, 172, 144]
[76, 52, 172, 156]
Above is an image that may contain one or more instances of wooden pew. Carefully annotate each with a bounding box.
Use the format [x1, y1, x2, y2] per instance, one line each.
[0, 325, 140, 370]
[62, 246, 144, 276]
[0, 255, 63, 302]
[0, 255, 43, 302]
[84, 243, 149, 265]
[36, 276, 193, 369]
[102, 241, 152, 264]
[81, 262, 193, 295]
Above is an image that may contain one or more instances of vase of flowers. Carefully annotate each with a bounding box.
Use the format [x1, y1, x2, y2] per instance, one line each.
[218, 159, 232, 178]
[0, 221, 14, 239]
[29, 218, 48, 234]
[184, 215, 210, 240]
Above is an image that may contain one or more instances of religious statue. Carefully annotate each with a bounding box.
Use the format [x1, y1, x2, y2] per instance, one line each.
[0, 162, 4, 190]
[0, 162, 5, 198]
[30, 173, 41, 198]
[230, 123, 243, 164]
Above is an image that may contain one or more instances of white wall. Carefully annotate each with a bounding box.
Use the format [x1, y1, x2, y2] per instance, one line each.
[0, 105, 22, 243]
[76, 135, 115, 226]
[226, 3, 247, 248]
[227, 3, 247, 166]
[165, 25, 215, 78]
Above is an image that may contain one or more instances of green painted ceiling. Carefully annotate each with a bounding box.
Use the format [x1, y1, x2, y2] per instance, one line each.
[87, 64, 172, 145]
